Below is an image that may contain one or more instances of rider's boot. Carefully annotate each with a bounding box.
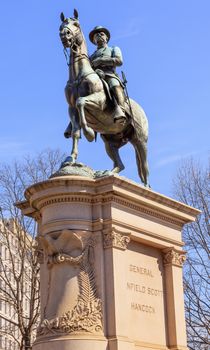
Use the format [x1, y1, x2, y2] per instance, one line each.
[111, 86, 127, 125]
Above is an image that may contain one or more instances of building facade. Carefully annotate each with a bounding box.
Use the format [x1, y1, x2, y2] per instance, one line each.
[0, 219, 37, 350]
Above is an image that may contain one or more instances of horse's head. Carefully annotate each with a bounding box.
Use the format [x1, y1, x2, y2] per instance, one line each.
[59, 9, 81, 49]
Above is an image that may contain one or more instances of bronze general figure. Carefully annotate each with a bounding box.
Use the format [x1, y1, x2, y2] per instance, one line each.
[60, 9, 149, 186]
[89, 26, 126, 124]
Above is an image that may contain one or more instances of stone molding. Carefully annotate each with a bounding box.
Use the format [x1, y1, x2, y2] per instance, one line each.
[38, 194, 94, 210]
[22, 175, 199, 215]
[103, 227, 131, 250]
[16, 175, 200, 227]
[47, 251, 84, 266]
[104, 218, 185, 248]
[163, 248, 186, 267]
[110, 197, 183, 226]
[35, 194, 184, 227]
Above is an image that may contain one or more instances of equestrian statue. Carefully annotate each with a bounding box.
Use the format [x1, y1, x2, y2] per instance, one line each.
[59, 9, 149, 186]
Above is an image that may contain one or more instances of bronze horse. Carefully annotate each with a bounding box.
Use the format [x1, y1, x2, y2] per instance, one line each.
[59, 10, 149, 186]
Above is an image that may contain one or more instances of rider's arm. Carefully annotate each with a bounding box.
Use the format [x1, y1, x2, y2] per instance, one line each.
[92, 46, 123, 68]
[99, 46, 123, 66]
[111, 46, 123, 66]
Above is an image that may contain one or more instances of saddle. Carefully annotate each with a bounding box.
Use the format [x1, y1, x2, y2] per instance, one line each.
[95, 69, 129, 121]
[95, 69, 112, 101]
[95, 69, 124, 99]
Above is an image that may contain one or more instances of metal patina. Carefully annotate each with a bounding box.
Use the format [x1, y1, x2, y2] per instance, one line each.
[59, 9, 149, 186]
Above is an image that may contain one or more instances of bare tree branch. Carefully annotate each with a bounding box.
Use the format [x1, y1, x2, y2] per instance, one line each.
[0, 149, 65, 350]
[173, 157, 210, 350]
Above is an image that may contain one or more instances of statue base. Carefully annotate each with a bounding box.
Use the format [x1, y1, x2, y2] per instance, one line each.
[51, 160, 116, 179]
[17, 170, 199, 350]
[32, 336, 107, 350]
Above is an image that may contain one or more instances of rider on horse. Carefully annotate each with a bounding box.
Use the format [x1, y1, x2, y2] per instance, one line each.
[60, 11, 149, 186]
[89, 26, 127, 125]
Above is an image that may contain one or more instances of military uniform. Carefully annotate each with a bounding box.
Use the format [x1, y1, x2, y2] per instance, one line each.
[89, 45, 123, 88]
[89, 26, 126, 123]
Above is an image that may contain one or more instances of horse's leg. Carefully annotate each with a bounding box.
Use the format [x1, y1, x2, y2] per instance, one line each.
[130, 137, 149, 186]
[62, 135, 79, 166]
[63, 107, 81, 165]
[101, 135, 125, 173]
[76, 96, 95, 142]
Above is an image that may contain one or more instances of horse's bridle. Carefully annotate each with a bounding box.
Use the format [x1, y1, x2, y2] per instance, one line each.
[61, 24, 89, 66]
[61, 21, 96, 88]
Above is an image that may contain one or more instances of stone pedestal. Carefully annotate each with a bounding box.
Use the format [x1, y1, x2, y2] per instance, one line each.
[18, 174, 200, 350]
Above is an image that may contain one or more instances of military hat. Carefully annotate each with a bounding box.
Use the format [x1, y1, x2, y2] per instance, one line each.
[89, 25, 111, 43]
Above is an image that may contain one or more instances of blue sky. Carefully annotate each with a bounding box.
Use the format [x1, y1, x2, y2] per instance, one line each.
[0, 0, 209, 196]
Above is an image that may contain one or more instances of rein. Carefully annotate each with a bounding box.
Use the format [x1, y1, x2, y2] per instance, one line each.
[63, 48, 89, 67]
[62, 25, 95, 89]
[67, 71, 96, 89]
[62, 27, 89, 66]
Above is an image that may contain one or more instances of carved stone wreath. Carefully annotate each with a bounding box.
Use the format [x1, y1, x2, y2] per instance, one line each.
[38, 298, 102, 335]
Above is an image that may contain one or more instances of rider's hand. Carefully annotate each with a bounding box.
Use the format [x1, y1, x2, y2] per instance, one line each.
[92, 58, 102, 68]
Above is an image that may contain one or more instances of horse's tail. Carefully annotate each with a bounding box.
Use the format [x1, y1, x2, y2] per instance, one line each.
[64, 122, 72, 138]
[94, 131, 97, 142]
[128, 99, 149, 186]
[128, 99, 148, 142]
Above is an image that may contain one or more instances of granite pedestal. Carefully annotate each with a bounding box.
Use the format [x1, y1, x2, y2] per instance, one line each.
[18, 174, 200, 350]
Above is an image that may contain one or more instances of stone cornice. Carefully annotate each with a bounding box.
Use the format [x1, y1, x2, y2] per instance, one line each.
[17, 194, 186, 227]
[16, 175, 200, 227]
[96, 175, 201, 220]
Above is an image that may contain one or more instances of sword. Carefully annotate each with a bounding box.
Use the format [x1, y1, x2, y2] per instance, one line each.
[121, 71, 134, 120]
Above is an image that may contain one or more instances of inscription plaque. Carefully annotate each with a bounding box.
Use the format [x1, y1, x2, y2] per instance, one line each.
[114, 241, 167, 346]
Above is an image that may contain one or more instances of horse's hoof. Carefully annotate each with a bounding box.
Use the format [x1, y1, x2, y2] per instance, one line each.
[83, 127, 95, 142]
[64, 131, 71, 139]
[112, 165, 125, 174]
[60, 156, 75, 168]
